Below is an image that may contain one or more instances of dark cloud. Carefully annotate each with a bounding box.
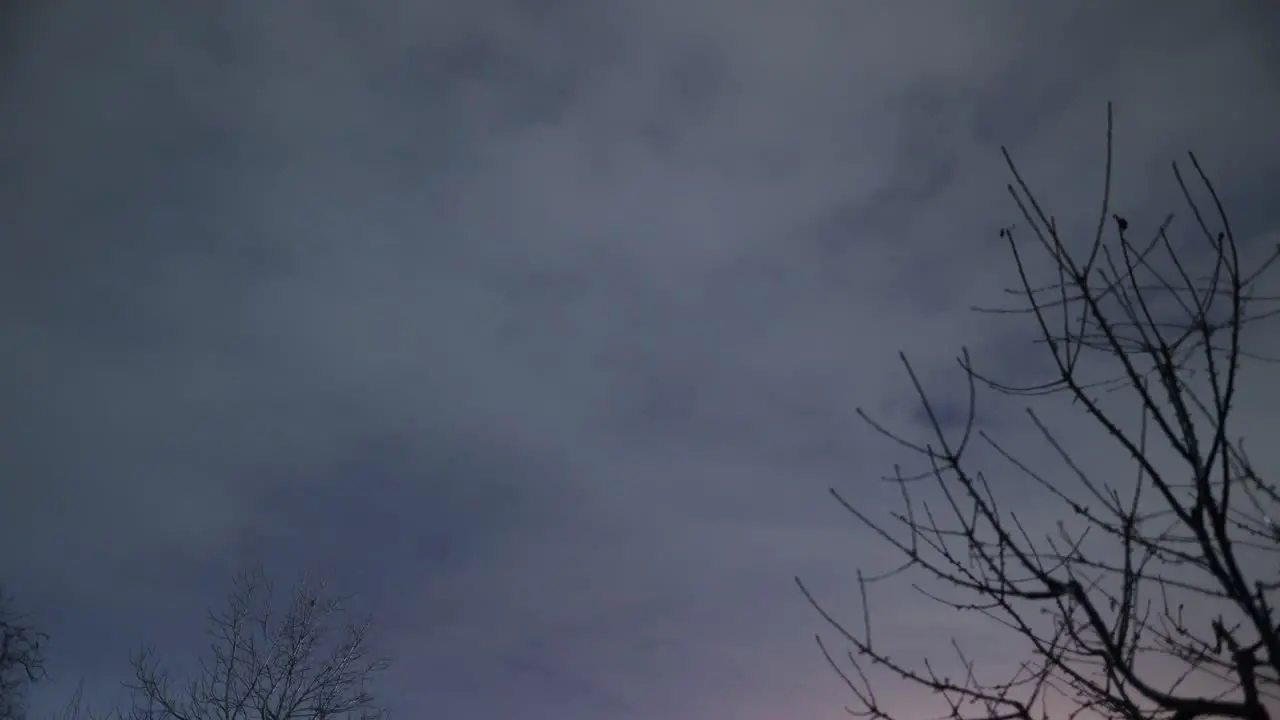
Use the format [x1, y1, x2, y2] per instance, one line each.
[2, 2, 1278, 718]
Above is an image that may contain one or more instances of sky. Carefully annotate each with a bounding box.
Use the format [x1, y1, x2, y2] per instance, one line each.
[2, 2, 1279, 719]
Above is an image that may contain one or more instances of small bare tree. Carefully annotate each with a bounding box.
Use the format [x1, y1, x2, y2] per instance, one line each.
[0, 588, 46, 720]
[49, 679, 117, 720]
[797, 103, 1280, 720]
[127, 566, 390, 720]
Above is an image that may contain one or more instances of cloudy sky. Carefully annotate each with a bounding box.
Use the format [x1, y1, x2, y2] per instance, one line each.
[3, 2, 1279, 719]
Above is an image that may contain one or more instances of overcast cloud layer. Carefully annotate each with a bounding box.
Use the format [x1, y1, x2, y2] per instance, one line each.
[3, 2, 1279, 718]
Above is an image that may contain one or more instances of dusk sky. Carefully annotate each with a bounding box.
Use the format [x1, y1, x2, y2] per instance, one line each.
[3, 2, 1280, 719]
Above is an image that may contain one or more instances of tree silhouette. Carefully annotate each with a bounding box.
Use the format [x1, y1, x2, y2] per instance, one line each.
[0, 588, 46, 720]
[798, 103, 1280, 720]
[127, 565, 390, 720]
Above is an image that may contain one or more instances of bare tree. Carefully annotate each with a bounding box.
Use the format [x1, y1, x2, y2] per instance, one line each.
[797, 103, 1280, 720]
[127, 566, 390, 720]
[0, 587, 46, 720]
[49, 679, 117, 720]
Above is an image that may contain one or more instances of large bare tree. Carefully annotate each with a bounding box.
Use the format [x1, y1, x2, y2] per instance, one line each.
[797, 104, 1280, 720]
[127, 566, 390, 720]
[0, 588, 46, 720]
